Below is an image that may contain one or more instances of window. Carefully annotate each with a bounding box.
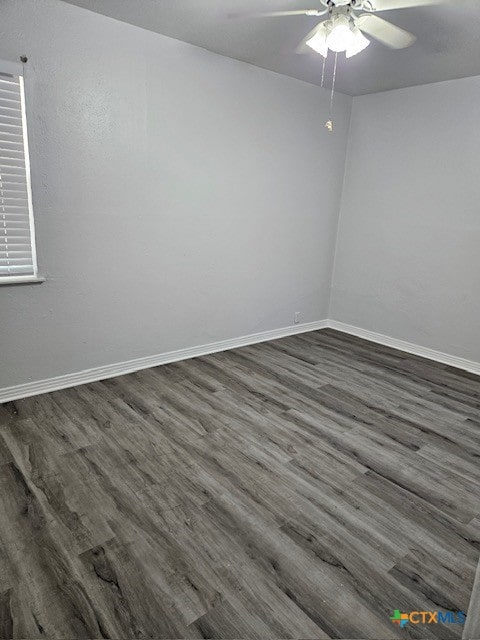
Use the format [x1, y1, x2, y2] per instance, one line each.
[0, 60, 38, 284]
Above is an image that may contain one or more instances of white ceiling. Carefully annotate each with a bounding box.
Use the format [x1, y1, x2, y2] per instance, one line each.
[61, 0, 480, 95]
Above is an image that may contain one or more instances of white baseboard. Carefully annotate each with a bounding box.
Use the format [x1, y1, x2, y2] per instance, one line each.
[0, 320, 328, 404]
[2, 317, 478, 404]
[327, 320, 480, 376]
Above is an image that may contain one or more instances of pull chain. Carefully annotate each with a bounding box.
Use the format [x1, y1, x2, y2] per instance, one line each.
[320, 52, 327, 89]
[329, 52, 338, 115]
[325, 52, 338, 132]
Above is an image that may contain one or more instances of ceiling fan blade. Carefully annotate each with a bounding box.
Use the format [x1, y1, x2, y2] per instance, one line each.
[356, 14, 416, 48]
[365, 0, 445, 9]
[228, 9, 326, 19]
[295, 22, 326, 54]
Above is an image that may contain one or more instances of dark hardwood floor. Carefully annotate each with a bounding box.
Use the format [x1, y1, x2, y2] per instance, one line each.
[0, 329, 479, 639]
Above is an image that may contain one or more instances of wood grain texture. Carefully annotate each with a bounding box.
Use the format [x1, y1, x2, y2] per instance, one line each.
[0, 328, 479, 639]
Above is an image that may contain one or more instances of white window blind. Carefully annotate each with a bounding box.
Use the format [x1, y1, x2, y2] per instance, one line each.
[0, 60, 38, 283]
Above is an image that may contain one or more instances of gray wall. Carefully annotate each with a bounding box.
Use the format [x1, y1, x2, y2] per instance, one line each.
[331, 75, 480, 361]
[0, 0, 351, 389]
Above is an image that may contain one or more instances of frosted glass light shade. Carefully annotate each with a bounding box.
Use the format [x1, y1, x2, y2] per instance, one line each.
[306, 26, 328, 57]
[346, 27, 370, 58]
[326, 15, 355, 52]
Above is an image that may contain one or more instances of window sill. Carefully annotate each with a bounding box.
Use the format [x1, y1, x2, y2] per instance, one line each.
[0, 276, 45, 286]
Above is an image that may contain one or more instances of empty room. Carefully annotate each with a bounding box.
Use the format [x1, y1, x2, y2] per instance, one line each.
[0, 0, 479, 638]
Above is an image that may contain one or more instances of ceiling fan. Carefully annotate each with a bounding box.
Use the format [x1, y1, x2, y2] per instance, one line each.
[232, 0, 445, 58]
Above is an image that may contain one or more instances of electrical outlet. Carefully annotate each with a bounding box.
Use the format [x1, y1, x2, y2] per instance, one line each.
[294, 312, 301, 324]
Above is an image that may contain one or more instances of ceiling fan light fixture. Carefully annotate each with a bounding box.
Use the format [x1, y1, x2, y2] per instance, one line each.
[325, 15, 355, 53]
[345, 27, 370, 58]
[306, 25, 328, 57]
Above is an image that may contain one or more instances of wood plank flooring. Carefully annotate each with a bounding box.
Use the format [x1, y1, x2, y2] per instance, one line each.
[0, 328, 479, 639]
